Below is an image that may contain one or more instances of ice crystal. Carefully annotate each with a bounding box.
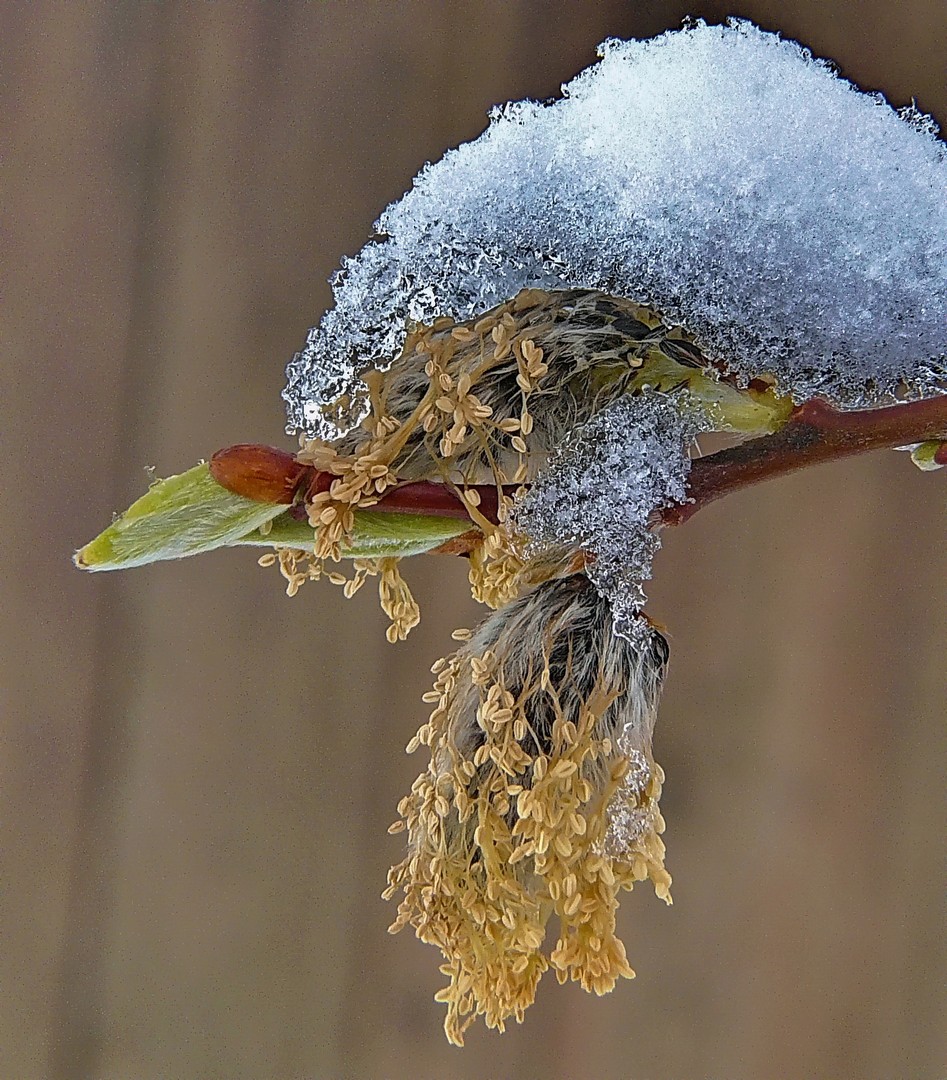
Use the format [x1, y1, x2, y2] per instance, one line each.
[285, 18, 946, 438]
[514, 393, 698, 635]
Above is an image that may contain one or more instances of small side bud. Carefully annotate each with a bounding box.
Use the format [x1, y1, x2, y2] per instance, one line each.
[209, 444, 310, 503]
[908, 441, 947, 471]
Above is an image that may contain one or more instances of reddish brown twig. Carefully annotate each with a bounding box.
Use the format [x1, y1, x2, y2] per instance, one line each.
[210, 445, 516, 521]
[210, 394, 946, 541]
[373, 480, 520, 520]
[660, 395, 947, 526]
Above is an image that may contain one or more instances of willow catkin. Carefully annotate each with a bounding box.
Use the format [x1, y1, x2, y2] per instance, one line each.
[386, 573, 672, 1045]
[328, 287, 707, 487]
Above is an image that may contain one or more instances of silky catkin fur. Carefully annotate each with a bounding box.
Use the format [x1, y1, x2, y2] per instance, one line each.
[329, 288, 707, 487]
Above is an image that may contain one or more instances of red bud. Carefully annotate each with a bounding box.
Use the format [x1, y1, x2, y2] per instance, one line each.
[210, 445, 310, 504]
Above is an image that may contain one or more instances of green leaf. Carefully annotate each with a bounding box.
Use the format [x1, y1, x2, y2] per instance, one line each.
[909, 440, 946, 471]
[236, 508, 471, 558]
[75, 463, 474, 572]
[75, 463, 290, 571]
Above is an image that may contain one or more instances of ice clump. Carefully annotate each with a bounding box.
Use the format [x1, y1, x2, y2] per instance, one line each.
[514, 393, 698, 639]
[285, 18, 946, 439]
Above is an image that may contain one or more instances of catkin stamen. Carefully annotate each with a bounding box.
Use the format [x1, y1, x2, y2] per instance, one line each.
[385, 576, 671, 1044]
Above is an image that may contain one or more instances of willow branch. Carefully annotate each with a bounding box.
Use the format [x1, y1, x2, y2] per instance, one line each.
[659, 395, 947, 527]
[371, 480, 518, 521]
[210, 395, 946, 542]
[369, 395, 947, 529]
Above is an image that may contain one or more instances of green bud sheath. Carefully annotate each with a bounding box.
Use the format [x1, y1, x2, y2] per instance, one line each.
[74, 463, 288, 571]
[910, 440, 946, 472]
[236, 508, 472, 558]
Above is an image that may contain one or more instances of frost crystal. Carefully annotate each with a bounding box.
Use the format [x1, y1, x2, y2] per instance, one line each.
[514, 393, 698, 635]
[285, 18, 946, 438]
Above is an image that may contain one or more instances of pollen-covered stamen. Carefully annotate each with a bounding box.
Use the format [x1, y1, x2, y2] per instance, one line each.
[258, 550, 419, 641]
[385, 574, 671, 1045]
[266, 288, 781, 631]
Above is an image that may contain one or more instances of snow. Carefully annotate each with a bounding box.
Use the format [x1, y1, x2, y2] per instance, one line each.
[514, 393, 698, 640]
[285, 18, 946, 438]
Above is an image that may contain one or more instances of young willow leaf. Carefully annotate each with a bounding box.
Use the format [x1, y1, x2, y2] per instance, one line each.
[74, 463, 288, 571]
[75, 463, 473, 572]
[235, 508, 471, 558]
[909, 440, 947, 471]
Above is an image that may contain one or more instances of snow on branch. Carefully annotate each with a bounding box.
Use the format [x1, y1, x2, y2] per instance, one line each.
[285, 18, 946, 439]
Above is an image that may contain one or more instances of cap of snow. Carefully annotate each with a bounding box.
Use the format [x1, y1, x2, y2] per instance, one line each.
[285, 18, 946, 438]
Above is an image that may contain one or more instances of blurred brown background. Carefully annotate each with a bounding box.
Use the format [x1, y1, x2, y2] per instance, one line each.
[4, 2, 945, 1078]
